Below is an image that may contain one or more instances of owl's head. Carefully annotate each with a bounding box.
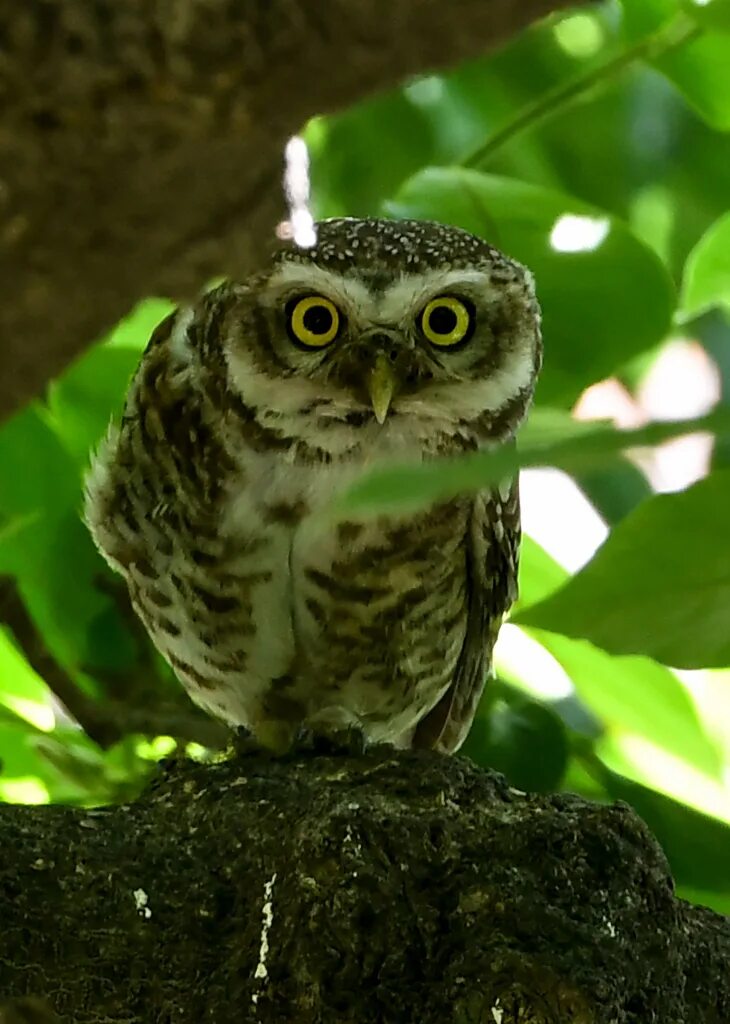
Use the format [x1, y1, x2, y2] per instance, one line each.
[221, 218, 542, 457]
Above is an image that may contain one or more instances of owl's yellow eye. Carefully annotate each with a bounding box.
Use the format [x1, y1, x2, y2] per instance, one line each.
[287, 295, 341, 348]
[420, 295, 474, 348]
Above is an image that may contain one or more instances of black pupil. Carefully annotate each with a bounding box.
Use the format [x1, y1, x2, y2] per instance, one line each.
[303, 304, 333, 335]
[429, 305, 458, 335]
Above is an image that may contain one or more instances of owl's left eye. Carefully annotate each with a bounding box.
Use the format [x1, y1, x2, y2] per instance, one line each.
[419, 295, 475, 349]
[287, 295, 341, 348]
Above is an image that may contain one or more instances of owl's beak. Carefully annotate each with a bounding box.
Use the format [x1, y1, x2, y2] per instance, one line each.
[367, 354, 397, 424]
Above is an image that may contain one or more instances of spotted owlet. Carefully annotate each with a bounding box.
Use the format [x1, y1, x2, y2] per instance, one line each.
[85, 218, 542, 754]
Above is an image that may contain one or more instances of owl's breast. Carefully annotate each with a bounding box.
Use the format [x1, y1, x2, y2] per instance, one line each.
[148, 446, 472, 745]
[285, 491, 472, 743]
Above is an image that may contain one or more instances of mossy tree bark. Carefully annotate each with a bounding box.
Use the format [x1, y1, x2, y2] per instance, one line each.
[0, 0, 573, 423]
[2, 750, 728, 1023]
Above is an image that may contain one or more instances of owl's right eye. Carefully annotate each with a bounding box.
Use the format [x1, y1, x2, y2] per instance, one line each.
[286, 295, 341, 349]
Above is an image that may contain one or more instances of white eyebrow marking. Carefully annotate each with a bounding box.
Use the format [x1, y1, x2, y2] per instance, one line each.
[378, 269, 504, 321]
[265, 263, 374, 318]
[266, 264, 511, 326]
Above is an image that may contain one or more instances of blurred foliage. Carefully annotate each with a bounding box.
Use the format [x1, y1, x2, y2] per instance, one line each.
[1, 0, 730, 917]
[517, 471, 730, 666]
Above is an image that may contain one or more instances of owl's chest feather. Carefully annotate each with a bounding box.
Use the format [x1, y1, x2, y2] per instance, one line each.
[130, 440, 470, 740]
[219, 448, 466, 683]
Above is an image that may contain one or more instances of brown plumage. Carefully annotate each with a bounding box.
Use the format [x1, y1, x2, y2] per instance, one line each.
[85, 218, 541, 753]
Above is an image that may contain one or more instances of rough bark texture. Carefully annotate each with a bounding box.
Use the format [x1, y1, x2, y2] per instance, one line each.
[1, 748, 728, 1023]
[0, 0, 573, 424]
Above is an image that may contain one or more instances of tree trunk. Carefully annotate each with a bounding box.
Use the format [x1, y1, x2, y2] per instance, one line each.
[0, 0, 572, 424]
[2, 749, 728, 1023]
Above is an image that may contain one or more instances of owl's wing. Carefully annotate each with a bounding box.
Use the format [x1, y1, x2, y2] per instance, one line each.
[85, 291, 234, 575]
[413, 478, 520, 754]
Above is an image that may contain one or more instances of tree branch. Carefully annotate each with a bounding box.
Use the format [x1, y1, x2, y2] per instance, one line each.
[0, 750, 727, 1023]
[0, 0, 572, 424]
[462, 13, 701, 169]
[0, 575, 229, 750]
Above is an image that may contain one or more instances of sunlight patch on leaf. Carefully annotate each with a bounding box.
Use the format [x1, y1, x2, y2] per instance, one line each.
[675, 667, 730, 765]
[680, 210, 730, 319]
[517, 470, 730, 668]
[530, 629, 722, 776]
[495, 624, 574, 700]
[0, 629, 54, 731]
[677, 887, 730, 916]
[0, 777, 49, 805]
[103, 298, 175, 350]
[135, 736, 177, 761]
[520, 467, 609, 573]
[553, 12, 607, 58]
[598, 731, 730, 824]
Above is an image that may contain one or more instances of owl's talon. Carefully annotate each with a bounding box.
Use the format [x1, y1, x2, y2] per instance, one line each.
[291, 724, 366, 757]
[231, 726, 267, 758]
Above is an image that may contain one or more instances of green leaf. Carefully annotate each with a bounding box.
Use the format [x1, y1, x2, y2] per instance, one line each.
[306, 93, 435, 219]
[387, 167, 674, 405]
[572, 459, 653, 525]
[47, 346, 141, 465]
[622, 0, 730, 130]
[676, 886, 730, 914]
[0, 724, 51, 804]
[0, 627, 53, 731]
[533, 630, 722, 776]
[683, 0, 730, 34]
[656, 31, 730, 130]
[597, 729, 729, 824]
[338, 407, 730, 516]
[0, 406, 80, 521]
[463, 689, 568, 792]
[513, 538, 721, 774]
[598, 765, 730, 891]
[0, 510, 132, 691]
[103, 297, 175, 351]
[10, 515, 119, 671]
[515, 538, 720, 773]
[516, 533, 570, 609]
[46, 297, 173, 463]
[620, 0, 678, 41]
[680, 211, 730, 318]
[517, 471, 730, 669]
[33, 734, 106, 792]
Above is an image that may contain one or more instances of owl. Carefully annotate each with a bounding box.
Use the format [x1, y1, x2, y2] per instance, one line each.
[85, 218, 542, 754]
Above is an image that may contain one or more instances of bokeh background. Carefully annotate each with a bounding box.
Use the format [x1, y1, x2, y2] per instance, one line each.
[1, 0, 729, 913]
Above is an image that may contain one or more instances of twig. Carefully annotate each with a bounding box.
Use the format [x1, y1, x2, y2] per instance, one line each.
[0, 576, 229, 750]
[462, 14, 701, 169]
